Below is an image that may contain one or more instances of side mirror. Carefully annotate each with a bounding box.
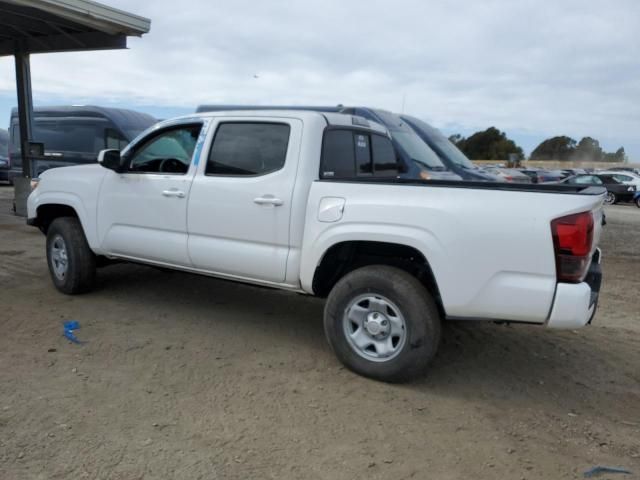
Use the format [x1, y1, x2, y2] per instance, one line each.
[98, 149, 123, 172]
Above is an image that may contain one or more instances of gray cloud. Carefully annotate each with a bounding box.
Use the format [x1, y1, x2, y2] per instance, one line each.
[0, 0, 638, 156]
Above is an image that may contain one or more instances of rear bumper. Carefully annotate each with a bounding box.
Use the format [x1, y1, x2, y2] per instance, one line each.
[547, 249, 602, 329]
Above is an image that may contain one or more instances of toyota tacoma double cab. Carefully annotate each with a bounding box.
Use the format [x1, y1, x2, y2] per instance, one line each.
[27, 110, 605, 382]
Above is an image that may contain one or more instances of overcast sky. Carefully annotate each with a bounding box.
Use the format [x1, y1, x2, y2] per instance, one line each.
[1, 0, 639, 159]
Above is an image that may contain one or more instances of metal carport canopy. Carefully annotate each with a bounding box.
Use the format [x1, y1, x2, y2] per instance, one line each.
[0, 0, 150, 55]
[0, 0, 150, 215]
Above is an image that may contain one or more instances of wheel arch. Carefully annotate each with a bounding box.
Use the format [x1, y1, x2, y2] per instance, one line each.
[310, 239, 446, 317]
[31, 193, 95, 247]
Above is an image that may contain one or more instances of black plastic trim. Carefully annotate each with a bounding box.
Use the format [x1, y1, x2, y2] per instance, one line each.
[316, 178, 607, 195]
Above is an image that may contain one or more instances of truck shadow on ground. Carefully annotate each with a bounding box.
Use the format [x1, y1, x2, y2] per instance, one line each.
[94, 263, 639, 414]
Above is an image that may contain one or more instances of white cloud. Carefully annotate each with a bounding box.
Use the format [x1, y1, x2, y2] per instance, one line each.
[0, 0, 638, 156]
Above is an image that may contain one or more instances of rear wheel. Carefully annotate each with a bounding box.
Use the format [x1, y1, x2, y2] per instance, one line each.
[635, 197, 640, 208]
[46, 217, 96, 294]
[604, 192, 616, 205]
[324, 265, 441, 382]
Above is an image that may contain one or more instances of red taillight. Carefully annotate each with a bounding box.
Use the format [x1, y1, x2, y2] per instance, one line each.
[551, 212, 594, 283]
[504, 175, 513, 181]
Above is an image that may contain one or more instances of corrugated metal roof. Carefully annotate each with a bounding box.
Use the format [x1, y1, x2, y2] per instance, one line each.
[0, 0, 150, 56]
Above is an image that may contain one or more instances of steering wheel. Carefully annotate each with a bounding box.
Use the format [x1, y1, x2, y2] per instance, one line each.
[158, 157, 185, 173]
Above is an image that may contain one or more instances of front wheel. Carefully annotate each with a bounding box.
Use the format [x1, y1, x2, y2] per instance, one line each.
[324, 265, 441, 382]
[46, 217, 96, 294]
[604, 192, 616, 205]
[635, 197, 640, 208]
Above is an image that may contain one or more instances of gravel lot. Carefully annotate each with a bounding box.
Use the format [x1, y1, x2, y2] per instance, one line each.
[0, 184, 638, 479]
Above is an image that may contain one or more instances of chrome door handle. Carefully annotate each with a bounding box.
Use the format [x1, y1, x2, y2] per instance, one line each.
[254, 196, 283, 206]
[162, 189, 185, 198]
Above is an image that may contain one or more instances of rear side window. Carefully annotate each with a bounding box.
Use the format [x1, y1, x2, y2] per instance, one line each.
[321, 129, 398, 179]
[613, 174, 632, 182]
[321, 130, 355, 179]
[207, 123, 290, 176]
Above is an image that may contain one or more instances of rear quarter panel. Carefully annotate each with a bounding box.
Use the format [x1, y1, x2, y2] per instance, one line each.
[301, 182, 604, 323]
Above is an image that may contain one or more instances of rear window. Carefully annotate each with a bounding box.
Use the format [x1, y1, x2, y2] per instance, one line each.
[321, 129, 399, 179]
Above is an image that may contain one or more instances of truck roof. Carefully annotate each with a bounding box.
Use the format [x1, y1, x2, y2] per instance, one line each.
[186, 110, 389, 136]
[196, 104, 343, 113]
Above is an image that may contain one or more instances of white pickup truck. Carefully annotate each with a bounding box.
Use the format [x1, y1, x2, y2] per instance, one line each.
[27, 110, 604, 382]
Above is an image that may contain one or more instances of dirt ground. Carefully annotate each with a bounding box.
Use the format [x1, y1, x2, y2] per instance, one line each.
[0, 184, 638, 480]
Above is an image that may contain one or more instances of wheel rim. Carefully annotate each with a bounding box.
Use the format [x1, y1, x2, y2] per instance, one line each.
[605, 192, 615, 204]
[50, 234, 69, 281]
[342, 294, 407, 362]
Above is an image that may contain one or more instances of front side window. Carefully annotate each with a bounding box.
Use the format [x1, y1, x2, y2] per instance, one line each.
[321, 129, 398, 179]
[128, 124, 202, 174]
[206, 123, 290, 176]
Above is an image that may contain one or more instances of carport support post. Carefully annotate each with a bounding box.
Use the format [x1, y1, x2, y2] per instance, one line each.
[12, 44, 34, 217]
[14, 45, 34, 179]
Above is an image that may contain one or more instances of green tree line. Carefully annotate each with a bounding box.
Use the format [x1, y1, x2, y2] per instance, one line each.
[448, 128, 627, 162]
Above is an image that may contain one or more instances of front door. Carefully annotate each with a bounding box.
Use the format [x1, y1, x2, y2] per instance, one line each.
[97, 122, 205, 266]
[187, 119, 301, 283]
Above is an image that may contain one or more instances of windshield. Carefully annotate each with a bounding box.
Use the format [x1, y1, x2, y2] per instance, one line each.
[392, 130, 445, 170]
[123, 128, 146, 141]
[366, 110, 445, 170]
[400, 115, 476, 169]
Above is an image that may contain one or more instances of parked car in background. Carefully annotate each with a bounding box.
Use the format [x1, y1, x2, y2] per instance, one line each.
[28, 109, 605, 382]
[482, 167, 531, 183]
[338, 108, 463, 181]
[604, 167, 640, 175]
[561, 174, 636, 205]
[8, 106, 157, 182]
[561, 168, 587, 177]
[0, 128, 8, 183]
[520, 168, 567, 183]
[599, 171, 640, 190]
[390, 113, 499, 181]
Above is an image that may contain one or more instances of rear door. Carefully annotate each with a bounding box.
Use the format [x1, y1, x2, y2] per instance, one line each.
[187, 118, 302, 283]
[98, 121, 206, 266]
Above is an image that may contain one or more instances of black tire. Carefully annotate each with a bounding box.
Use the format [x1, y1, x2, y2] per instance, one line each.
[46, 217, 96, 294]
[635, 197, 640, 208]
[604, 192, 616, 205]
[324, 265, 441, 382]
